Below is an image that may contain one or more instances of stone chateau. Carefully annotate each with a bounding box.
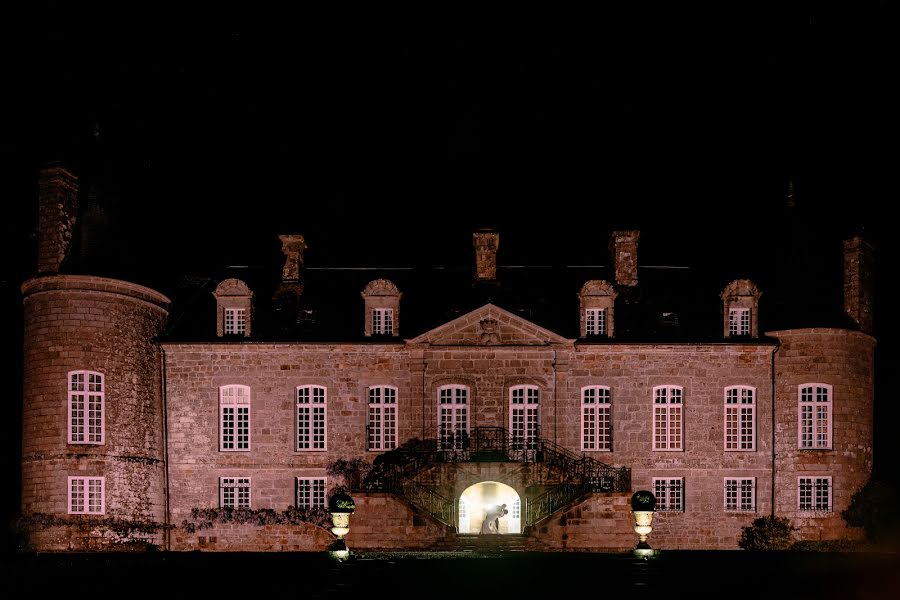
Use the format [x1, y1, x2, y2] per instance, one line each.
[20, 165, 875, 552]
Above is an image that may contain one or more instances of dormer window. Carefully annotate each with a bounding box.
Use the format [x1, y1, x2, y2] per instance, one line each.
[720, 279, 761, 339]
[362, 279, 401, 338]
[729, 308, 750, 337]
[578, 280, 617, 338]
[373, 308, 394, 336]
[213, 278, 253, 338]
[224, 308, 246, 336]
[585, 308, 607, 336]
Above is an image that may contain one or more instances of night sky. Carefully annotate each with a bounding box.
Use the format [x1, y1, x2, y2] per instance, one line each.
[2, 3, 898, 550]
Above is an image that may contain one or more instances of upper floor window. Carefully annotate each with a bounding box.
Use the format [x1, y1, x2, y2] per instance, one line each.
[653, 386, 683, 451]
[68, 476, 104, 514]
[368, 386, 398, 451]
[799, 384, 832, 449]
[653, 477, 684, 512]
[296, 386, 327, 451]
[220, 385, 251, 451]
[438, 385, 469, 450]
[724, 477, 755, 512]
[296, 477, 326, 509]
[509, 385, 540, 449]
[224, 308, 246, 336]
[581, 386, 611, 451]
[798, 476, 832, 512]
[220, 477, 251, 508]
[728, 308, 750, 336]
[585, 308, 607, 336]
[724, 386, 756, 451]
[68, 371, 105, 445]
[373, 308, 394, 335]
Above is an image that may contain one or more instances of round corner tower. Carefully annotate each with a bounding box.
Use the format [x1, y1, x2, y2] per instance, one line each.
[20, 165, 171, 551]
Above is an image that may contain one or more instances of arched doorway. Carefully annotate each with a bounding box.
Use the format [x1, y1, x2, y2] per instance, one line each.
[458, 481, 521, 534]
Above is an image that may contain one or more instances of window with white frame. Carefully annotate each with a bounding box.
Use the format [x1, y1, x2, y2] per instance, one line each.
[368, 386, 398, 450]
[581, 386, 611, 451]
[725, 386, 756, 451]
[224, 308, 246, 336]
[297, 385, 327, 451]
[372, 308, 394, 335]
[799, 384, 832, 449]
[729, 308, 750, 336]
[438, 385, 469, 450]
[510, 385, 540, 449]
[68, 371, 104, 444]
[220, 477, 251, 508]
[724, 478, 755, 512]
[585, 308, 607, 336]
[798, 476, 832, 512]
[68, 476, 105, 514]
[296, 477, 326, 509]
[511, 498, 521, 519]
[458, 499, 468, 521]
[220, 385, 250, 451]
[653, 477, 684, 512]
[653, 386, 683, 451]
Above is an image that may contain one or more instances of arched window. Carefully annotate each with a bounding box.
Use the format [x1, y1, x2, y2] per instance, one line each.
[368, 386, 398, 450]
[438, 385, 469, 450]
[68, 370, 104, 444]
[220, 385, 251, 451]
[653, 385, 683, 451]
[581, 386, 612, 451]
[724, 386, 756, 451]
[296, 385, 327, 451]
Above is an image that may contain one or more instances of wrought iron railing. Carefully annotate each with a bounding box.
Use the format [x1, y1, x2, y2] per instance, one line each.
[359, 426, 630, 530]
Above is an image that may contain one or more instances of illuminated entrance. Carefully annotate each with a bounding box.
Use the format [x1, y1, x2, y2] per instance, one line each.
[458, 481, 521, 534]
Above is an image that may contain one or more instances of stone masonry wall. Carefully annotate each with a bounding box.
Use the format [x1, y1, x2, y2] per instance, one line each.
[21, 275, 170, 551]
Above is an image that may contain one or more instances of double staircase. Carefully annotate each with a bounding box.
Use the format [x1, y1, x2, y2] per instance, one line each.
[355, 427, 631, 542]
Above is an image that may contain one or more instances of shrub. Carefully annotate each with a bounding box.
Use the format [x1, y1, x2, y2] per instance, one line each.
[841, 479, 900, 544]
[738, 515, 795, 550]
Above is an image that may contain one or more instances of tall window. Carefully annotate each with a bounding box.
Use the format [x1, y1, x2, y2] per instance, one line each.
[653, 477, 684, 512]
[798, 476, 832, 512]
[372, 308, 394, 335]
[653, 386, 683, 451]
[224, 308, 246, 336]
[581, 386, 611, 451]
[368, 386, 398, 450]
[220, 477, 251, 508]
[438, 385, 469, 450]
[68, 476, 105, 514]
[799, 384, 832, 449]
[724, 386, 756, 451]
[297, 386, 327, 451]
[68, 371, 104, 444]
[509, 385, 540, 449]
[220, 385, 250, 451]
[585, 308, 607, 336]
[729, 308, 750, 336]
[296, 477, 326, 509]
[724, 478, 755, 512]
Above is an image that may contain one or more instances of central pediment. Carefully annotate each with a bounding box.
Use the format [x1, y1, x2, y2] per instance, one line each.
[407, 304, 570, 346]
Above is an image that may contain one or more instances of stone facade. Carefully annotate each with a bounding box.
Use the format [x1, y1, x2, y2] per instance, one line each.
[18, 169, 876, 552]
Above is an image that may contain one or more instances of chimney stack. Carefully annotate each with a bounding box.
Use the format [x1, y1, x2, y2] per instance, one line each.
[279, 234, 306, 282]
[843, 236, 874, 334]
[609, 230, 640, 287]
[473, 229, 499, 281]
[37, 164, 79, 274]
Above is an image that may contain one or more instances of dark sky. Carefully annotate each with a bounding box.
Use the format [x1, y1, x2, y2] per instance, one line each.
[1, 3, 898, 545]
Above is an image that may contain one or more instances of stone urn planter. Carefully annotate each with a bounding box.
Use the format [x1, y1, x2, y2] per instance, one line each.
[327, 492, 355, 561]
[630, 490, 657, 557]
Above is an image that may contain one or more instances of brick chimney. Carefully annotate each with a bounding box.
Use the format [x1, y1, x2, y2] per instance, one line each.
[843, 236, 874, 334]
[473, 229, 499, 281]
[609, 230, 640, 287]
[37, 164, 79, 274]
[279, 234, 306, 282]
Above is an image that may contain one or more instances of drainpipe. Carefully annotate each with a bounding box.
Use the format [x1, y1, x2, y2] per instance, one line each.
[552, 349, 558, 443]
[770, 342, 780, 517]
[161, 346, 171, 551]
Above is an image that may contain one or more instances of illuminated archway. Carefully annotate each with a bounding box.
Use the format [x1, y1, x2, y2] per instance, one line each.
[458, 481, 521, 534]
